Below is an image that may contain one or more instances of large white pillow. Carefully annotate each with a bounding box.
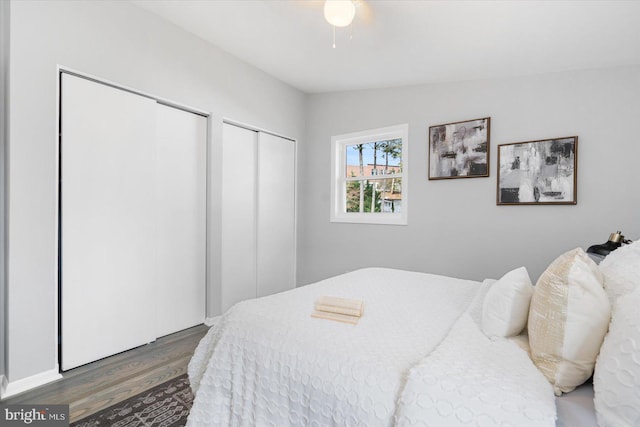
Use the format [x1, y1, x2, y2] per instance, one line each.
[528, 248, 611, 395]
[599, 239, 640, 304]
[594, 288, 640, 427]
[482, 266, 534, 338]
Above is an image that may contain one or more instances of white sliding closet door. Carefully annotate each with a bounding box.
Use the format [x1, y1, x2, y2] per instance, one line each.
[61, 74, 157, 370]
[256, 132, 295, 297]
[221, 123, 257, 313]
[221, 125, 295, 312]
[155, 104, 207, 337]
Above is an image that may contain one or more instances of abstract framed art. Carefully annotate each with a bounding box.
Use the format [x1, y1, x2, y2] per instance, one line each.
[497, 136, 577, 205]
[428, 117, 490, 179]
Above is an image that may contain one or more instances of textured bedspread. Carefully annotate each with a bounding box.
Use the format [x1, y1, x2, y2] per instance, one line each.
[395, 314, 556, 426]
[187, 268, 556, 426]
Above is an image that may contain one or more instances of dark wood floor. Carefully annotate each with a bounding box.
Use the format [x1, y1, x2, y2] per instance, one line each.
[2, 324, 209, 423]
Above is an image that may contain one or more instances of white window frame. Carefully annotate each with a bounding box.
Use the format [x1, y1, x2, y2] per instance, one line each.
[330, 123, 408, 225]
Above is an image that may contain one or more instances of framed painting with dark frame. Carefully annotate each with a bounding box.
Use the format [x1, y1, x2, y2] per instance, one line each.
[497, 136, 577, 205]
[428, 117, 490, 180]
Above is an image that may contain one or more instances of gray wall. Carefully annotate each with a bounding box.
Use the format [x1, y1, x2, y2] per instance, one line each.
[298, 66, 640, 286]
[0, 0, 9, 383]
[5, 0, 305, 384]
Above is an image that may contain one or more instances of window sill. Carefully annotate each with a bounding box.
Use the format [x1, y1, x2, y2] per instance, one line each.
[330, 213, 407, 225]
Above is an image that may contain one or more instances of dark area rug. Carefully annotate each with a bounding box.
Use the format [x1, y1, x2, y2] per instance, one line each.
[72, 374, 193, 427]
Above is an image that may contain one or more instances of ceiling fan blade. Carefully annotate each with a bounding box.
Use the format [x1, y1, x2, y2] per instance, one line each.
[354, 0, 373, 25]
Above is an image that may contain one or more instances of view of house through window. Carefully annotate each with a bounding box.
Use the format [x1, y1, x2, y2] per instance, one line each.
[345, 139, 402, 213]
[331, 124, 408, 225]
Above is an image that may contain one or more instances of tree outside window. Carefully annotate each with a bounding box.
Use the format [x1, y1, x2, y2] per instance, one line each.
[331, 124, 408, 225]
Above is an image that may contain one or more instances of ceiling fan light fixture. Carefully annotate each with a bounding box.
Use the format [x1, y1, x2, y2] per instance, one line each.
[324, 0, 356, 28]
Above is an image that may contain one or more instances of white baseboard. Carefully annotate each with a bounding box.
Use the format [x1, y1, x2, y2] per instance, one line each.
[204, 316, 220, 327]
[0, 374, 7, 399]
[0, 368, 62, 400]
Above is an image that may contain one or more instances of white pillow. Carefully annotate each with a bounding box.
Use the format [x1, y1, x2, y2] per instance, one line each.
[599, 239, 640, 304]
[482, 266, 534, 338]
[528, 248, 611, 395]
[594, 288, 640, 427]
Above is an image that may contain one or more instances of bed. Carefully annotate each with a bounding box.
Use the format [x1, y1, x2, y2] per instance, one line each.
[187, 242, 640, 427]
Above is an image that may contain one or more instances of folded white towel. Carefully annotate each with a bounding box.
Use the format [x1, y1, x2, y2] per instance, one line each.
[315, 296, 364, 317]
[312, 296, 364, 324]
[311, 310, 360, 325]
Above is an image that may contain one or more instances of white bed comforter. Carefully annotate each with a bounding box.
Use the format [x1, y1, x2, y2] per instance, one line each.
[395, 313, 556, 426]
[187, 268, 556, 427]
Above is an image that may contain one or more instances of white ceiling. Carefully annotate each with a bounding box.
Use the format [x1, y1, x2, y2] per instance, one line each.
[131, 0, 640, 94]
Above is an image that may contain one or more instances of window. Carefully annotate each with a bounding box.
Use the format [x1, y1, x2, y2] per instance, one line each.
[331, 124, 408, 225]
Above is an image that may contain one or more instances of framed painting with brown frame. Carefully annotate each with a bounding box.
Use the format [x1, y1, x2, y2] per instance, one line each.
[428, 117, 490, 180]
[497, 136, 577, 205]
